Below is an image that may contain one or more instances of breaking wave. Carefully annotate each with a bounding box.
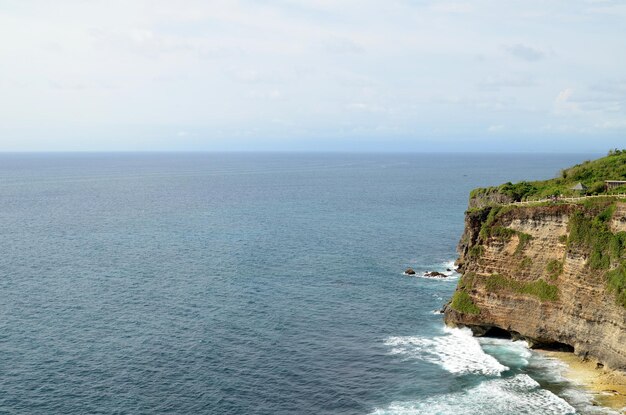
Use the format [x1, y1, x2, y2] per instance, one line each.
[380, 327, 618, 414]
[384, 327, 508, 376]
[372, 374, 576, 415]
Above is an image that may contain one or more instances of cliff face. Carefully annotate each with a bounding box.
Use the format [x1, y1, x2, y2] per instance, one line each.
[445, 200, 626, 371]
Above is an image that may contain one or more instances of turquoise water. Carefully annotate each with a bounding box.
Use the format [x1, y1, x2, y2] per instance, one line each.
[0, 153, 614, 414]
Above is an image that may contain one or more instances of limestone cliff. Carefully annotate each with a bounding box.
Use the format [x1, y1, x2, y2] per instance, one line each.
[444, 198, 626, 371]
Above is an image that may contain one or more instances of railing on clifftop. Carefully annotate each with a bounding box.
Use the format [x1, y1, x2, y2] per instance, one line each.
[505, 193, 626, 207]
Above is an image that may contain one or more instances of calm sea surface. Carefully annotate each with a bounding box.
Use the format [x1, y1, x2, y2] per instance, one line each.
[0, 153, 613, 414]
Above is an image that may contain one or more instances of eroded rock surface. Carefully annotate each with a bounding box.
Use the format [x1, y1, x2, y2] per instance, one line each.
[445, 202, 626, 371]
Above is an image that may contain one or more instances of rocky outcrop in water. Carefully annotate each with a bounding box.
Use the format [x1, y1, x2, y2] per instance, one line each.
[424, 271, 448, 278]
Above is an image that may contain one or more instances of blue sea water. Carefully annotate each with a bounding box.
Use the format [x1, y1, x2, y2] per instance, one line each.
[0, 152, 615, 414]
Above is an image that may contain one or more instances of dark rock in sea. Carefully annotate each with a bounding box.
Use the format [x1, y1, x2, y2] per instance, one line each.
[424, 271, 447, 278]
[446, 268, 452, 272]
[404, 268, 416, 275]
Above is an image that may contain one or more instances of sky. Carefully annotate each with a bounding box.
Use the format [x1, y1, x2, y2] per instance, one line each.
[1, 0, 625, 152]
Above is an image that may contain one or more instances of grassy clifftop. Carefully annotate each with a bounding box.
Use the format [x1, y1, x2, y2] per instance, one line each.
[471, 149, 626, 203]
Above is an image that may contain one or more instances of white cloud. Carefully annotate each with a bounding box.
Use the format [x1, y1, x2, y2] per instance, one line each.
[554, 88, 579, 113]
[430, 3, 473, 14]
[478, 74, 536, 90]
[555, 88, 573, 103]
[320, 36, 364, 55]
[0, 0, 625, 150]
[503, 43, 546, 62]
[595, 120, 626, 129]
[346, 102, 389, 113]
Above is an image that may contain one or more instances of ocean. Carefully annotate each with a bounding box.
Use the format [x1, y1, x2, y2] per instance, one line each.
[0, 152, 615, 414]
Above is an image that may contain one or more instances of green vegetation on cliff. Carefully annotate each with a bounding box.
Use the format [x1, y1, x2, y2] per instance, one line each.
[470, 204, 533, 258]
[471, 149, 626, 203]
[450, 272, 480, 314]
[450, 290, 480, 314]
[514, 233, 533, 256]
[467, 245, 484, 260]
[564, 200, 626, 307]
[517, 256, 533, 271]
[485, 274, 559, 301]
[478, 205, 514, 238]
[567, 203, 626, 270]
[546, 259, 564, 280]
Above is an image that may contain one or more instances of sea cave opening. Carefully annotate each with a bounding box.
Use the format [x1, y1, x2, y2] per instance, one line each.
[479, 326, 575, 352]
[482, 326, 513, 339]
[535, 341, 575, 353]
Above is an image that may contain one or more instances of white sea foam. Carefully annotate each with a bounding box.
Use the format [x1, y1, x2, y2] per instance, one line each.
[528, 351, 620, 414]
[443, 259, 457, 273]
[384, 327, 508, 376]
[382, 329, 619, 414]
[414, 273, 455, 280]
[478, 336, 533, 367]
[405, 259, 460, 280]
[371, 374, 577, 415]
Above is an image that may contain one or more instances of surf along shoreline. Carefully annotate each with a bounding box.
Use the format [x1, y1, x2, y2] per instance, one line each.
[537, 350, 626, 413]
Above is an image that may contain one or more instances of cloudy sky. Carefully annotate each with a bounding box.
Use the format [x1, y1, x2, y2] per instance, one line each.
[1, 0, 625, 151]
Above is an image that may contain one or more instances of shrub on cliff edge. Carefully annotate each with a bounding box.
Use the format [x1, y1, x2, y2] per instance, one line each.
[470, 150, 626, 202]
[450, 290, 480, 314]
